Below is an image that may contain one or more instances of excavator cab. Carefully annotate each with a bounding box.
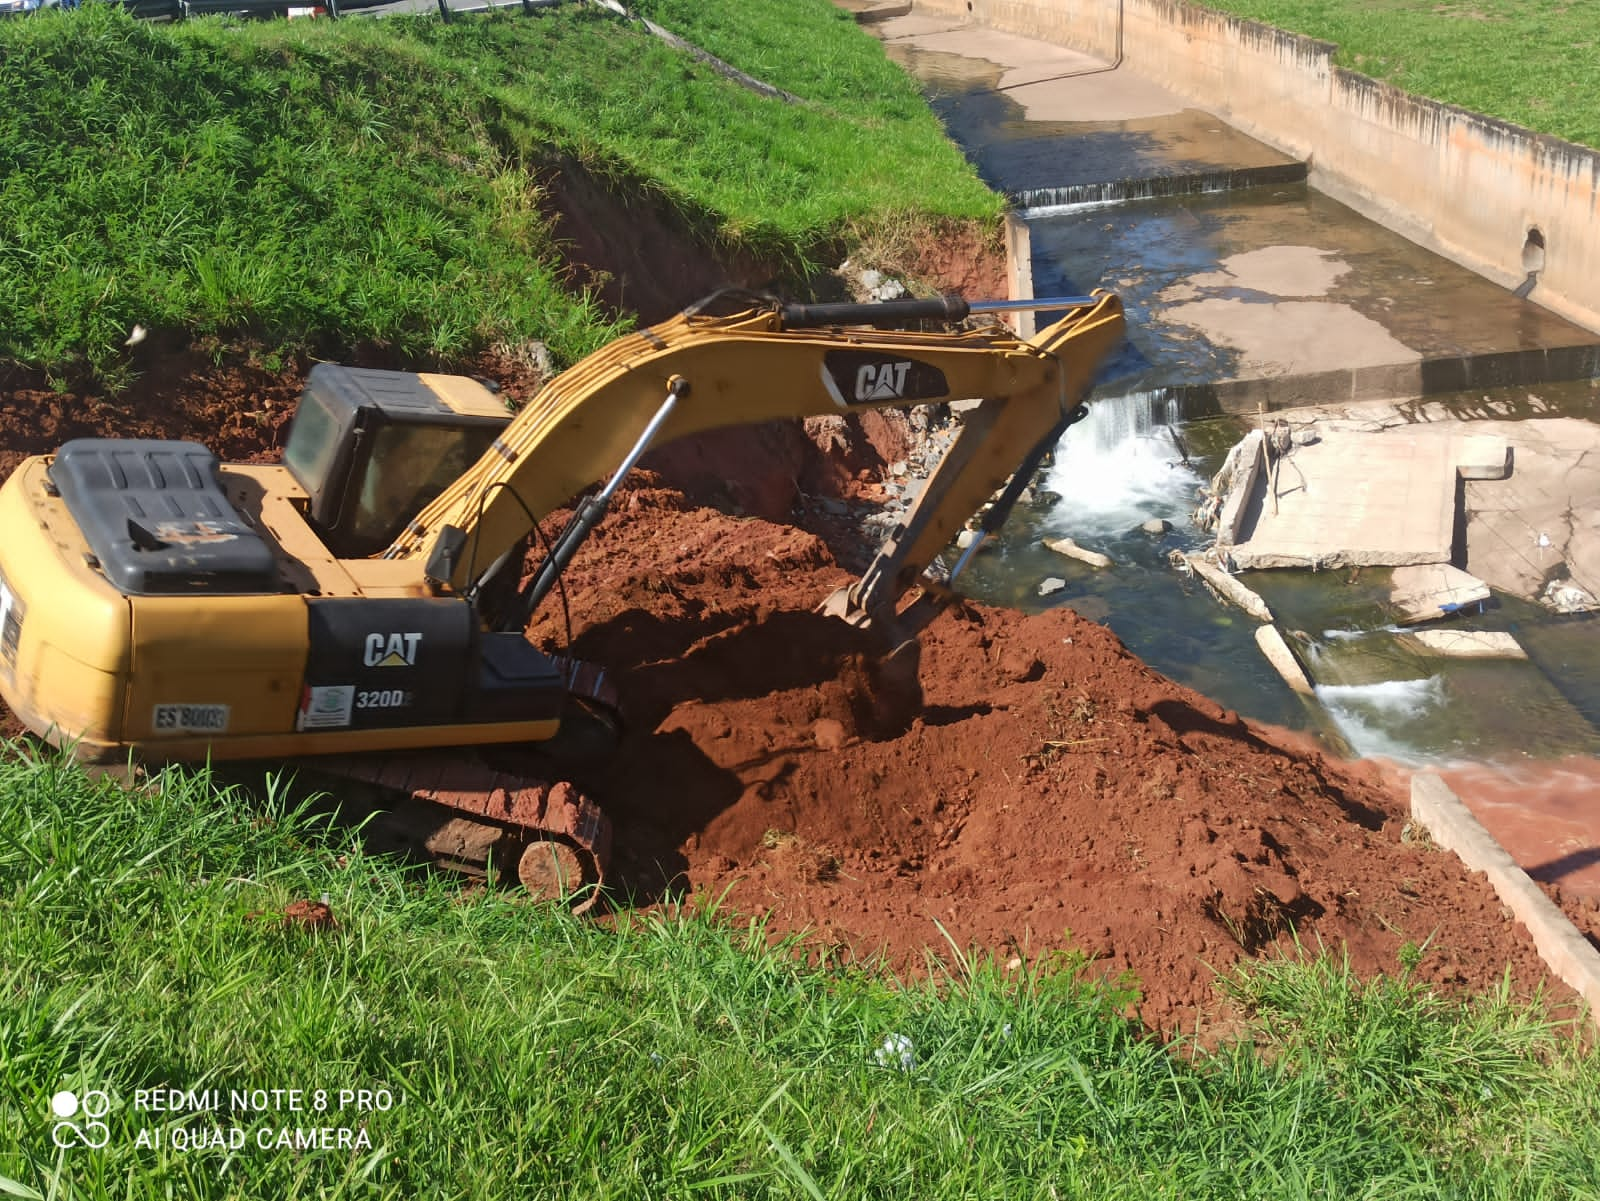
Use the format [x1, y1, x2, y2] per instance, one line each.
[282, 365, 512, 559]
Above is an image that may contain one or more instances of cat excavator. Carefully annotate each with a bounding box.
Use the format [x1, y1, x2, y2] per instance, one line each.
[0, 291, 1124, 908]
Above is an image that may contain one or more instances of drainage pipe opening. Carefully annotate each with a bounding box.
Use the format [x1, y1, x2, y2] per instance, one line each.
[1522, 227, 1546, 274]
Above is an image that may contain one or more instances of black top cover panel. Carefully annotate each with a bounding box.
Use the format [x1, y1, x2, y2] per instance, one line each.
[50, 439, 278, 595]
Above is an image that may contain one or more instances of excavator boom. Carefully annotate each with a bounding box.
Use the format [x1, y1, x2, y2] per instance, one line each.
[389, 294, 1124, 626]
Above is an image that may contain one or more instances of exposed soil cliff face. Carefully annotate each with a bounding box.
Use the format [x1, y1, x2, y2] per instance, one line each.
[0, 192, 1564, 1033]
[541, 155, 778, 326]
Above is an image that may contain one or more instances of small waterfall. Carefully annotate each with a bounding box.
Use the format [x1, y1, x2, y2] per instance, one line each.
[1042, 390, 1199, 540]
[1013, 162, 1307, 215]
[1315, 677, 1447, 764]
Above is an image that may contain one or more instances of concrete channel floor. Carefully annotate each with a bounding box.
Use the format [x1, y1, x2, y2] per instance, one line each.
[1027, 188, 1600, 406]
[873, 12, 1303, 201]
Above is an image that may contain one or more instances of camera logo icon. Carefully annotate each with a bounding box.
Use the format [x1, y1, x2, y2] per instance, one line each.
[50, 1090, 111, 1149]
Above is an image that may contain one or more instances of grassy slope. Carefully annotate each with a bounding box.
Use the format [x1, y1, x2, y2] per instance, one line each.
[0, 2, 997, 380]
[1, 751, 1598, 1199]
[1195, 0, 1600, 149]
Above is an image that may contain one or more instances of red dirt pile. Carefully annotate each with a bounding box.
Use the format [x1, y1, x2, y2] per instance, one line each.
[528, 489, 1560, 1031]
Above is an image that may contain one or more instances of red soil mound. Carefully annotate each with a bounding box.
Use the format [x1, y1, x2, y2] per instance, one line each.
[530, 494, 1559, 1031]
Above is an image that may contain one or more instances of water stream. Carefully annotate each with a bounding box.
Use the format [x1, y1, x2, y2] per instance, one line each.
[885, 51, 1600, 767]
[1040, 390, 1192, 538]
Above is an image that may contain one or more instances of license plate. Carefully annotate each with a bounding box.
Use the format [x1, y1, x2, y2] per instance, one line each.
[151, 703, 231, 734]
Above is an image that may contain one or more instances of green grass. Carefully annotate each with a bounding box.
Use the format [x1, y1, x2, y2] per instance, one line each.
[1195, 0, 1600, 149]
[0, 2, 998, 382]
[2, 747, 1598, 1199]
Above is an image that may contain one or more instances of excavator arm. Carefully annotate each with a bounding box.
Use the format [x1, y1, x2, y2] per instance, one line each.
[388, 293, 1125, 627]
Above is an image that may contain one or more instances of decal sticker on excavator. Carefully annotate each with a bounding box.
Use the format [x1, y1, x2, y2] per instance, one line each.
[356, 688, 414, 710]
[820, 352, 950, 409]
[0, 570, 22, 670]
[305, 598, 472, 730]
[297, 684, 356, 730]
[364, 632, 422, 668]
[152, 703, 230, 734]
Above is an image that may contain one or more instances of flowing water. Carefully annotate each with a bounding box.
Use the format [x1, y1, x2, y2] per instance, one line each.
[887, 66, 1600, 765]
[959, 394, 1600, 766]
[1040, 391, 1192, 538]
[956, 401, 1310, 732]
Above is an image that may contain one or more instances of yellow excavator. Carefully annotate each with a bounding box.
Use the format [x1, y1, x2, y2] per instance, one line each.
[0, 291, 1124, 906]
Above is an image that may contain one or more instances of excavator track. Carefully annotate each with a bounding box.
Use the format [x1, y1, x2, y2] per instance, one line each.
[313, 655, 620, 914]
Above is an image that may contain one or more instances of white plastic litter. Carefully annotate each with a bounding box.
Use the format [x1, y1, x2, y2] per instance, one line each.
[874, 1033, 914, 1072]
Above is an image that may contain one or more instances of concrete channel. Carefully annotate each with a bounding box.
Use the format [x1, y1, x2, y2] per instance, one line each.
[898, 0, 1600, 337]
[846, 0, 1600, 991]
[871, 8, 1600, 414]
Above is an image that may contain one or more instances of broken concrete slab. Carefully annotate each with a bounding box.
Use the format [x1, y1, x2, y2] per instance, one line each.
[1403, 629, 1527, 659]
[1454, 433, 1512, 480]
[1225, 427, 1459, 569]
[1198, 430, 1264, 545]
[1181, 553, 1273, 622]
[1389, 563, 1492, 625]
[1233, 397, 1600, 610]
[1255, 625, 1314, 694]
[1043, 537, 1112, 568]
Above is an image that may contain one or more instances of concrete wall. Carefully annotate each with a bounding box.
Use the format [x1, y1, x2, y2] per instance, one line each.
[1002, 212, 1036, 335]
[915, 0, 1600, 334]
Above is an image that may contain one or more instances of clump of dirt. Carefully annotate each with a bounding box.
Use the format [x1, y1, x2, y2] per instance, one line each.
[284, 898, 337, 931]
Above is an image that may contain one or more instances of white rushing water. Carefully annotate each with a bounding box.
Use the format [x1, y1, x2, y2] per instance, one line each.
[1041, 390, 1201, 541]
[1317, 625, 1408, 643]
[1315, 677, 1447, 763]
